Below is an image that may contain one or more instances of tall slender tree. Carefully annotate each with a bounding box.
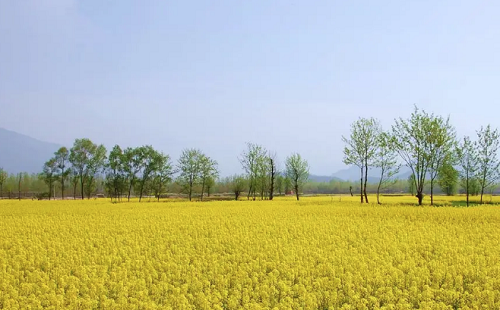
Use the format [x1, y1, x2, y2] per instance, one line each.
[475, 125, 500, 204]
[374, 133, 400, 204]
[391, 106, 434, 205]
[54, 147, 70, 199]
[39, 158, 58, 200]
[177, 148, 203, 201]
[456, 136, 479, 207]
[342, 118, 381, 203]
[199, 155, 218, 201]
[285, 153, 310, 201]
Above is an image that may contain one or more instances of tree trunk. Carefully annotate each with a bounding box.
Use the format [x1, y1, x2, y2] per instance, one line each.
[80, 175, 84, 200]
[200, 179, 205, 201]
[61, 168, 65, 200]
[416, 191, 423, 205]
[364, 162, 369, 203]
[295, 185, 299, 201]
[466, 176, 469, 207]
[49, 182, 52, 201]
[430, 179, 434, 206]
[377, 181, 382, 205]
[360, 167, 364, 203]
[480, 187, 484, 204]
[349, 186, 353, 197]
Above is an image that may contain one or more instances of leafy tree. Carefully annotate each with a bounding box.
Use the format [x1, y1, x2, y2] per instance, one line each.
[391, 106, 435, 205]
[437, 161, 459, 196]
[69, 138, 107, 199]
[426, 114, 456, 205]
[456, 136, 478, 206]
[151, 153, 174, 201]
[342, 118, 381, 203]
[475, 125, 500, 204]
[374, 132, 400, 204]
[177, 148, 203, 201]
[0, 168, 7, 198]
[136, 146, 162, 202]
[285, 153, 309, 201]
[54, 147, 70, 199]
[70, 168, 79, 199]
[105, 145, 127, 202]
[275, 174, 284, 196]
[408, 174, 416, 196]
[239, 143, 267, 200]
[123, 147, 143, 201]
[39, 158, 58, 200]
[230, 175, 247, 200]
[205, 176, 216, 198]
[199, 155, 218, 201]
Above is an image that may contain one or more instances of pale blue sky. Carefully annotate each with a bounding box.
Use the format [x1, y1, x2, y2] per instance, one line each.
[1, 0, 499, 176]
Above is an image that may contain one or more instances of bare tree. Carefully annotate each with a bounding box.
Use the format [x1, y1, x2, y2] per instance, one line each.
[285, 153, 310, 201]
[268, 152, 277, 200]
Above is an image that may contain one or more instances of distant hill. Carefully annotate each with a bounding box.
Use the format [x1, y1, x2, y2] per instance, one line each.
[0, 128, 62, 174]
[308, 174, 343, 183]
[331, 165, 413, 182]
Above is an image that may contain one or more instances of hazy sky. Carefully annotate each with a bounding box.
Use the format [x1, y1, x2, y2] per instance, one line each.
[1, 0, 499, 176]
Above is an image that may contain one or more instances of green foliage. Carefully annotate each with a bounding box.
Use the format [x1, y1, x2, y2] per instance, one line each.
[285, 153, 309, 200]
[475, 125, 500, 203]
[437, 162, 458, 196]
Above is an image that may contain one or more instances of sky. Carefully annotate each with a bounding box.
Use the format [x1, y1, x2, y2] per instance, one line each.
[1, 0, 500, 176]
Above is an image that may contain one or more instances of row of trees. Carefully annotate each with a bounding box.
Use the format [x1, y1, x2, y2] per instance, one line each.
[0, 140, 310, 202]
[343, 106, 500, 206]
[238, 143, 309, 201]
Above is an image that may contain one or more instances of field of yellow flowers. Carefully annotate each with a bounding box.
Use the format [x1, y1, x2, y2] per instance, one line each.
[1, 196, 500, 309]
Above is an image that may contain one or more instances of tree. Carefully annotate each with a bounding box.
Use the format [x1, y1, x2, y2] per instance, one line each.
[105, 145, 127, 202]
[456, 136, 479, 207]
[230, 175, 247, 200]
[285, 153, 309, 201]
[275, 174, 284, 196]
[391, 106, 435, 205]
[70, 169, 79, 199]
[54, 147, 70, 199]
[151, 153, 174, 201]
[177, 148, 203, 201]
[39, 158, 58, 200]
[426, 114, 456, 205]
[69, 138, 107, 199]
[437, 161, 459, 196]
[374, 133, 400, 204]
[342, 118, 381, 203]
[199, 155, 218, 201]
[268, 153, 277, 200]
[239, 143, 267, 200]
[123, 147, 143, 201]
[17, 173, 22, 200]
[475, 125, 500, 204]
[0, 168, 7, 199]
[136, 146, 162, 202]
[205, 176, 215, 198]
[408, 174, 416, 196]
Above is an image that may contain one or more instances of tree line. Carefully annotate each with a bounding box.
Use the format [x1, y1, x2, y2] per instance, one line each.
[0, 141, 310, 201]
[343, 106, 500, 206]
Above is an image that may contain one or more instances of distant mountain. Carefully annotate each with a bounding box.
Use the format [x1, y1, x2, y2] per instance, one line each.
[331, 165, 413, 182]
[308, 174, 343, 183]
[0, 128, 62, 174]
